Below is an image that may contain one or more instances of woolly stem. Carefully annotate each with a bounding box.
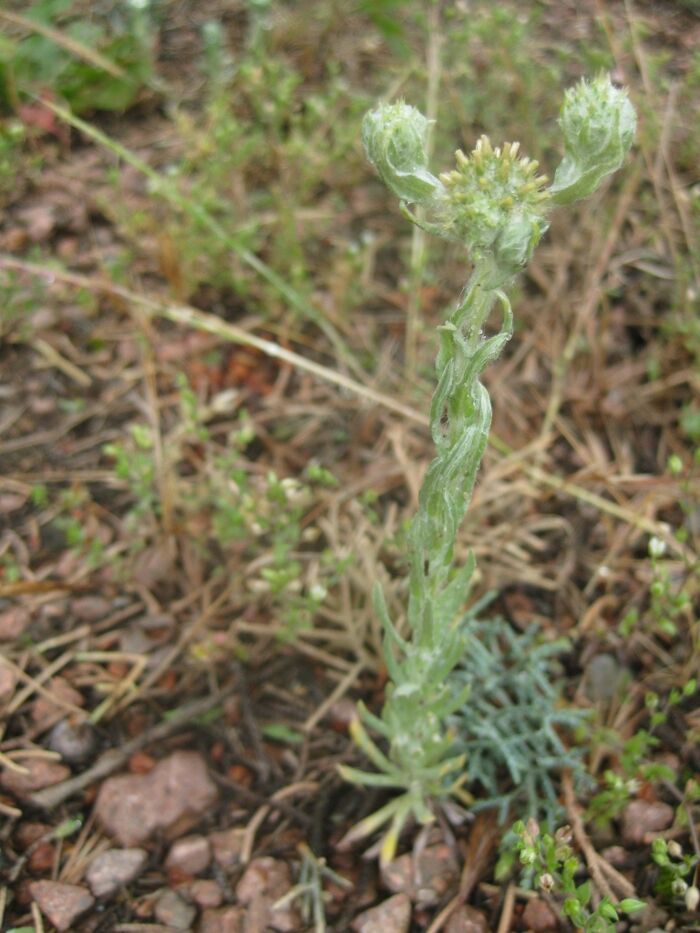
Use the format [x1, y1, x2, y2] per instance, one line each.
[381, 259, 513, 776]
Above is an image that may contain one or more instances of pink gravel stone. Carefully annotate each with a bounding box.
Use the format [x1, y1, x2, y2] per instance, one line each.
[95, 750, 218, 846]
[380, 842, 458, 906]
[200, 906, 244, 932]
[165, 833, 211, 875]
[621, 799, 675, 844]
[0, 664, 17, 703]
[209, 826, 245, 868]
[351, 893, 412, 932]
[445, 905, 490, 932]
[0, 758, 70, 798]
[30, 880, 94, 931]
[85, 847, 148, 898]
[0, 606, 30, 640]
[190, 878, 223, 908]
[236, 856, 297, 931]
[522, 897, 558, 931]
[154, 888, 196, 930]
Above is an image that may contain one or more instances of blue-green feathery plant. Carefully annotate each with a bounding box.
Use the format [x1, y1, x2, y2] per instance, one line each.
[338, 76, 636, 863]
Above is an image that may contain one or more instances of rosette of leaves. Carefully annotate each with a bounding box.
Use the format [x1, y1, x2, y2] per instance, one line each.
[340, 75, 636, 863]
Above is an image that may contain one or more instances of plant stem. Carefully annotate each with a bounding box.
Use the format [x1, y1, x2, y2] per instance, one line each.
[410, 262, 505, 640]
[383, 259, 513, 775]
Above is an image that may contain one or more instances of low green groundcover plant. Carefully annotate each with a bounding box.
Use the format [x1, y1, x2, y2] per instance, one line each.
[339, 75, 636, 863]
[512, 820, 646, 931]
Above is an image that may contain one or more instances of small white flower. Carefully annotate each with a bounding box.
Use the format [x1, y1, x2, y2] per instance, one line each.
[648, 536, 667, 558]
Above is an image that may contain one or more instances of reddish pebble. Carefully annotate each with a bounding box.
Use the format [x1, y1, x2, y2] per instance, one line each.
[601, 845, 627, 867]
[351, 893, 412, 932]
[15, 822, 50, 849]
[165, 834, 211, 875]
[30, 880, 94, 931]
[0, 664, 17, 703]
[236, 857, 297, 931]
[154, 889, 196, 930]
[380, 843, 457, 907]
[95, 750, 218, 847]
[158, 669, 178, 690]
[209, 827, 245, 869]
[200, 906, 245, 932]
[0, 758, 70, 798]
[85, 847, 148, 898]
[128, 751, 156, 775]
[31, 677, 83, 726]
[227, 763, 253, 787]
[445, 906, 489, 932]
[0, 493, 27, 513]
[28, 841, 55, 872]
[621, 799, 675, 844]
[191, 878, 223, 908]
[522, 897, 558, 931]
[327, 697, 357, 732]
[0, 606, 31, 640]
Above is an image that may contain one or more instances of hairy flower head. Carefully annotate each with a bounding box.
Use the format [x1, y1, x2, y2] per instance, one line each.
[436, 136, 550, 271]
[362, 102, 442, 204]
[550, 74, 636, 204]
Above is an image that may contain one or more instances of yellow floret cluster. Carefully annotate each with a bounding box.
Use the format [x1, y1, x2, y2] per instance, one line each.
[436, 135, 550, 252]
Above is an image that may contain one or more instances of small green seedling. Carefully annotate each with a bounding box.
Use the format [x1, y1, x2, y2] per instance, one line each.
[272, 842, 353, 933]
[511, 819, 646, 932]
[652, 838, 700, 910]
[339, 75, 636, 862]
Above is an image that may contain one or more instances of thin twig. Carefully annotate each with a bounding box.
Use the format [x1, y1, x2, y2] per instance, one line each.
[0, 254, 422, 425]
[41, 99, 363, 379]
[495, 883, 516, 933]
[426, 811, 497, 933]
[303, 660, 365, 734]
[0, 254, 691, 559]
[28, 692, 229, 809]
[563, 771, 636, 901]
[0, 10, 125, 79]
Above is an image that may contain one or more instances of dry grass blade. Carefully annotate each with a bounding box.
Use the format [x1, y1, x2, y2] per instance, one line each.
[27, 692, 230, 809]
[563, 771, 637, 901]
[0, 580, 86, 597]
[0, 253, 689, 562]
[0, 254, 423, 425]
[0, 9, 126, 80]
[426, 811, 498, 932]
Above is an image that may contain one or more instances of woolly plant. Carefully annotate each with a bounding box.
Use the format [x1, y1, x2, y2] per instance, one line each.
[338, 75, 636, 862]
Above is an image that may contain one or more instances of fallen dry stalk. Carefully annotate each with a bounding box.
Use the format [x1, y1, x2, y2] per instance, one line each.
[28, 692, 230, 809]
[0, 254, 690, 561]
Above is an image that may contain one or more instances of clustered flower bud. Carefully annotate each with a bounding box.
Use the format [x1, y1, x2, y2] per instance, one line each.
[361, 75, 634, 281]
[362, 102, 442, 204]
[436, 136, 550, 273]
[550, 74, 636, 205]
